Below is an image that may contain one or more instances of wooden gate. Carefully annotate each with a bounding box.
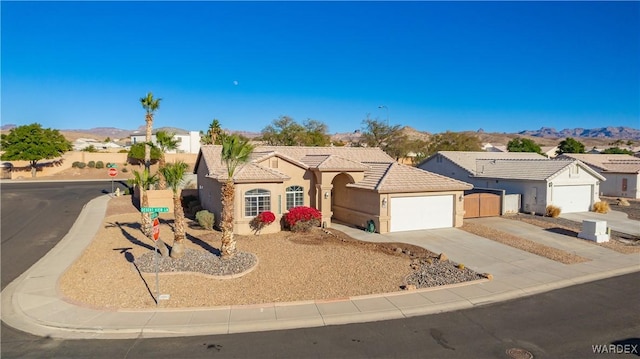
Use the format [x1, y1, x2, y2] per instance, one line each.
[464, 192, 501, 218]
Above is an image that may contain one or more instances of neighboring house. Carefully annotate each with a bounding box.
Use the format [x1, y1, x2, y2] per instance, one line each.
[73, 138, 122, 151]
[130, 127, 201, 154]
[540, 146, 559, 158]
[482, 143, 507, 152]
[195, 145, 473, 235]
[418, 151, 605, 214]
[558, 154, 640, 199]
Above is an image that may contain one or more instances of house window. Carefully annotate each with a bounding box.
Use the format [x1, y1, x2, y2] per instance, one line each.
[244, 189, 271, 217]
[286, 185, 304, 209]
[622, 178, 628, 192]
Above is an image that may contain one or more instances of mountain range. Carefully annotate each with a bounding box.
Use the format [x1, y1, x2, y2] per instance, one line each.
[517, 126, 640, 139]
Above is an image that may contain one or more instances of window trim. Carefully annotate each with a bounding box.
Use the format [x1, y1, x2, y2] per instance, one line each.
[244, 188, 271, 217]
[285, 185, 304, 210]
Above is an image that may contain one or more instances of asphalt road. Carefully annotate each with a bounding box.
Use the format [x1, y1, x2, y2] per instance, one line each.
[2, 182, 639, 358]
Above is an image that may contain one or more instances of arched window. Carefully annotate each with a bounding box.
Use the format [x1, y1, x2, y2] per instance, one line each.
[286, 185, 304, 209]
[244, 189, 271, 217]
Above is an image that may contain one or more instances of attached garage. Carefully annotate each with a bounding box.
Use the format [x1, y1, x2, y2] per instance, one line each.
[390, 195, 454, 232]
[552, 185, 593, 213]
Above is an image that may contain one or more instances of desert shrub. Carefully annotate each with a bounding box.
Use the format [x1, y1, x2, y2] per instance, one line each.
[122, 167, 128, 173]
[592, 201, 610, 213]
[95, 161, 104, 169]
[87, 160, 96, 168]
[250, 211, 276, 234]
[118, 149, 128, 153]
[284, 206, 321, 232]
[195, 210, 214, 230]
[83, 145, 98, 152]
[545, 205, 561, 218]
[76, 162, 87, 169]
[617, 198, 630, 207]
[72, 161, 80, 168]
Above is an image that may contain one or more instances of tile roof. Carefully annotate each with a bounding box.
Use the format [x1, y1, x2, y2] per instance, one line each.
[473, 159, 576, 180]
[559, 154, 640, 174]
[349, 162, 472, 193]
[197, 145, 471, 192]
[301, 155, 371, 170]
[431, 151, 547, 175]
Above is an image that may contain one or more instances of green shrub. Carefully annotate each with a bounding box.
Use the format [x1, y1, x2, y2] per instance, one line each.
[118, 149, 128, 153]
[72, 161, 80, 168]
[95, 161, 104, 169]
[195, 210, 214, 230]
[87, 160, 96, 168]
[122, 167, 128, 173]
[545, 205, 561, 218]
[76, 162, 87, 169]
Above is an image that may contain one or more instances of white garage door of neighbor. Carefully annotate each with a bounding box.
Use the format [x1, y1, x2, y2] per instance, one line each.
[553, 185, 592, 213]
[390, 195, 454, 232]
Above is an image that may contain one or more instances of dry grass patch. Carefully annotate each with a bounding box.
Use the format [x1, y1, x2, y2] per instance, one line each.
[461, 223, 590, 264]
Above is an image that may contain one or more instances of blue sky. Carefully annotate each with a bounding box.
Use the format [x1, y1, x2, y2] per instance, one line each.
[2, 1, 639, 135]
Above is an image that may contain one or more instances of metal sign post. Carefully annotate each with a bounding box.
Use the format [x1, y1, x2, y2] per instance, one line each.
[107, 165, 118, 195]
[152, 217, 160, 306]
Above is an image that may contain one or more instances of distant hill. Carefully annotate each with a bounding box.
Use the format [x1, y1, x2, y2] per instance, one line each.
[518, 126, 640, 140]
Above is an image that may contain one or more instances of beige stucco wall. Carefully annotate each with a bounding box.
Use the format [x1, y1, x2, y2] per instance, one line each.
[6, 151, 198, 179]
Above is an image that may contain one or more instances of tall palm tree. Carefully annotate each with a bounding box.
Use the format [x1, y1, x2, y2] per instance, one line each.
[128, 169, 169, 257]
[140, 92, 162, 173]
[155, 130, 179, 189]
[200, 119, 224, 145]
[220, 135, 254, 258]
[158, 161, 189, 259]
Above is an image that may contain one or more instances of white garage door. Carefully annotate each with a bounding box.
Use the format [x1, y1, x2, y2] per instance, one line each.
[553, 185, 592, 213]
[390, 195, 454, 232]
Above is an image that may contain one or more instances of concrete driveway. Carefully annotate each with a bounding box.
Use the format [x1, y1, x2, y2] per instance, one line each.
[560, 210, 639, 237]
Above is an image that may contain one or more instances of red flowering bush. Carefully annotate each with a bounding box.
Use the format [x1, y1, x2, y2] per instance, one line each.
[249, 211, 276, 234]
[284, 206, 321, 232]
[257, 211, 276, 225]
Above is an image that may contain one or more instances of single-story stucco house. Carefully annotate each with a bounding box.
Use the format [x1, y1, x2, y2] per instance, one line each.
[558, 154, 640, 199]
[194, 145, 473, 235]
[418, 151, 605, 214]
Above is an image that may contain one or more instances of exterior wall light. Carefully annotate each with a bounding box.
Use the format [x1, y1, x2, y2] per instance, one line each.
[381, 197, 387, 208]
[324, 192, 329, 199]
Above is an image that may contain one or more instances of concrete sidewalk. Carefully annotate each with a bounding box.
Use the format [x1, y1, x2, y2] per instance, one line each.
[2, 195, 638, 339]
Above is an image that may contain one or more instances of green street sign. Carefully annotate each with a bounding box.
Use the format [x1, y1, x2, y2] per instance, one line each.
[150, 212, 159, 219]
[141, 207, 169, 213]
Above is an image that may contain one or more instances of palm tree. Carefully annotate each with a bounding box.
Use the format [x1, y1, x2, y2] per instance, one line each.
[220, 135, 254, 258]
[155, 130, 179, 189]
[158, 161, 189, 259]
[140, 92, 162, 172]
[200, 119, 224, 145]
[128, 169, 169, 257]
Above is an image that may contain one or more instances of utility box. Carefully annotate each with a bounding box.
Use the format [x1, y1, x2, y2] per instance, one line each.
[578, 220, 610, 243]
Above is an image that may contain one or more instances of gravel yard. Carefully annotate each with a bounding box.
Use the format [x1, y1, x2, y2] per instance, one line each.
[59, 196, 483, 309]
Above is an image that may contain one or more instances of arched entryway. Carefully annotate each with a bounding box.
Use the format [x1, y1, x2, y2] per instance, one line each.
[330, 172, 355, 223]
